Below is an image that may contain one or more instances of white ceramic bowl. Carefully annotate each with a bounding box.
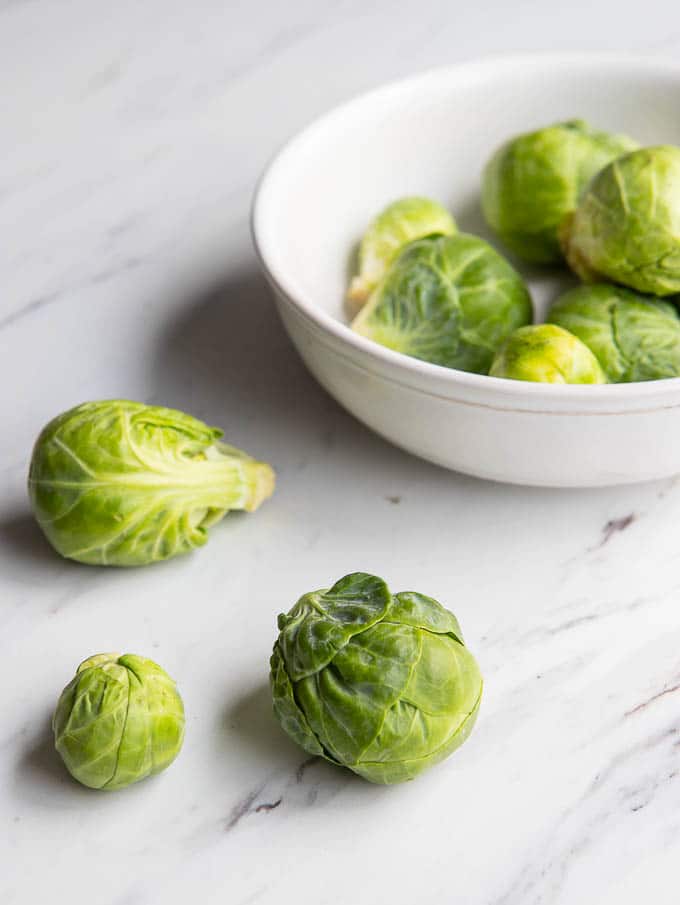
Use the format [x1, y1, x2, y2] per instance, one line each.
[252, 54, 680, 487]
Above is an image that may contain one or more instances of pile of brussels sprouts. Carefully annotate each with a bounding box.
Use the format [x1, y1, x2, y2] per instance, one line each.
[348, 122, 680, 384]
[29, 117, 680, 797]
[29, 401, 481, 788]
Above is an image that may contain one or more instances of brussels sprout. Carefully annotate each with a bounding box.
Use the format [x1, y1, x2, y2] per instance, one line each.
[53, 653, 185, 790]
[28, 400, 275, 566]
[560, 146, 680, 296]
[548, 283, 680, 382]
[347, 197, 457, 310]
[482, 120, 637, 263]
[490, 324, 606, 384]
[270, 572, 482, 784]
[352, 234, 532, 373]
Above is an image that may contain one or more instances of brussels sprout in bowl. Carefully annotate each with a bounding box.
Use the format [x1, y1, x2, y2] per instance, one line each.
[548, 284, 680, 382]
[560, 147, 680, 295]
[482, 120, 637, 264]
[347, 196, 457, 313]
[352, 233, 532, 373]
[490, 324, 606, 384]
[253, 54, 680, 486]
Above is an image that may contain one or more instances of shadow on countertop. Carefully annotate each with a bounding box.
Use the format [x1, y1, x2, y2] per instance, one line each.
[148, 264, 606, 508]
[0, 511, 71, 570]
[224, 682, 353, 798]
[148, 266, 383, 456]
[225, 682, 303, 768]
[15, 715, 93, 802]
[148, 264, 479, 487]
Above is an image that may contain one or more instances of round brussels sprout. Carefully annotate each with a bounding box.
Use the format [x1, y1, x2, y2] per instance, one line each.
[351, 233, 532, 373]
[28, 400, 275, 566]
[347, 196, 457, 310]
[489, 324, 607, 384]
[560, 146, 680, 295]
[548, 283, 680, 382]
[270, 572, 483, 784]
[482, 120, 637, 263]
[53, 653, 185, 790]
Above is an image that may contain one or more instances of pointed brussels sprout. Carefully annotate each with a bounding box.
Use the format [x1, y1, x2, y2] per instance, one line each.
[351, 233, 532, 374]
[53, 653, 185, 790]
[347, 197, 457, 311]
[548, 283, 680, 382]
[270, 572, 483, 784]
[560, 146, 680, 296]
[28, 400, 275, 566]
[490, 324, 607, 384]
[482, 120, 637, 263]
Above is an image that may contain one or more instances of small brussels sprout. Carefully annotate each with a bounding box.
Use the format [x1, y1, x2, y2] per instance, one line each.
[482, 120, 637, 263]
[352, 233, 532, 373]
[560, 146, 680, 296]
[28, 400, 275, 566]
[548, 283, 680, 382]
[347, 196, 457, 310]
[270, 572, 483, 784]
[490, 324, 607, 384]
[53, 653, 185, 790]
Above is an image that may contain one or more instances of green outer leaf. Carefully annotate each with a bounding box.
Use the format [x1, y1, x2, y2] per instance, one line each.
[348, 197, 457, 306]
[482, 120, 637, 263]
[53, 653, 185, 790]
[352, 627, 482, 782]
[28, 400, 275, 566]
[270, 645, 326, 759]
[352, 234, 532, 374]
[53, 658, 130, 789]
[387, 591, 463, 643]
[353, 679, 482, 784]
[548, 283, 680, 382]
[562, 146, 680, 296]
[276, 572, 391, 681]
[270, 574, 483, 784]
[489, 324, 607, 384]
[296, 622, 419, 764]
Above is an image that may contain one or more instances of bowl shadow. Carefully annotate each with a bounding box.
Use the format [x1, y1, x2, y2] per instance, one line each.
[149, 263, 585, 502]
[149, 264, 463, 482]
[151, 268, 346, 449]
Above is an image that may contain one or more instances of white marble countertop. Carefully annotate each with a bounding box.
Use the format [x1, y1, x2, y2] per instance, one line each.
[2, 2, 680, 903]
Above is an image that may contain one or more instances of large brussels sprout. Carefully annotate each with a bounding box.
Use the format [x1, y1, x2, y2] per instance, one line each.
[482, 120, 637, 263]
[490, 324, 606, 384]
[560, 146, 680, 295]
[347, 197, 457, 310]
[352, 234, 532, 373]
[270, 572, 483, 784]
[28, 400, 275, 566]
[53, 653, 185, 790]
[548, 284, 680, 382]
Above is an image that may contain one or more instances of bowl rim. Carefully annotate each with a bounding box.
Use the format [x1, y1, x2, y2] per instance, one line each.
[251, 52, 680, 403]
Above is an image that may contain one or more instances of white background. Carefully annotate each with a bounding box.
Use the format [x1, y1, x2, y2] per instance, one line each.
[2, 2, 680, 904]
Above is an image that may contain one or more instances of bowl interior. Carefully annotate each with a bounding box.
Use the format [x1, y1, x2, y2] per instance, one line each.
[256, 56, 680, 334]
